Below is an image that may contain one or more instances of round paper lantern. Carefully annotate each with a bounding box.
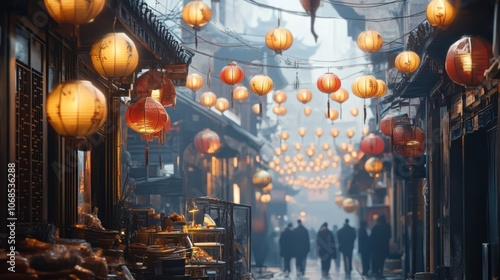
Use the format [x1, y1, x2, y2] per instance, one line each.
[351, 75, 378, 99]
[273, 90, 287, 104]
[395, 51, 421, 74]
[322, 143, 331, 151]
[274, 148, 282, 156]
[350, 107, 359, 117]
[250, 75, 274, 96]
[44, 0, 105, 25]
[232, 86, 249, 101]
[315, 128, 324, 137]
[220, 62, 244, 85]
[90, 33, 139, 79]
[342, 198, 358, 213]
[317, 72, 341, 94]
[330, 128, 339, 138]
[360, 133, 385, 155]
[296, 89, 313, 104]
[365, 157, 383, 174]
[357, 30, 383, 53]
[186, 73, 204, 91]
[182, 0, 211, 30]
[334, 195, 345, 207]
[199, 91, 217, 108]
[298, 127, 307, 138]
[194, 128, 221, 154]
[426, 0, 456, 28]
[393, 125, 425, 146]
[394, 140, 425, 158]
[445, 36, 493, 87]
[252, 103, 261, 115]
[126, 97, 167, 134]
[215, 98, 230, 113]
[346, 128, 355, 139]
[306, 148, 315, 158]
[252, 170, 272, 188]
[325, 109, 339, 121]
[280, 131, 290, 141]
[265, 26, 293, 54]
[260, 193, 272, 203]
[362, 127, 370, 135]
[374, 80, 387, 98]
[343, 154, 352, 163]
[380, 114, 396, 136]
[281, 143, 289, 152]
[46, 80, 107, 137]
[331, 88, 349, 104]
[272, 105, 287, 116]
[303, 106, 312, 116]
[295, 143, 302, 151]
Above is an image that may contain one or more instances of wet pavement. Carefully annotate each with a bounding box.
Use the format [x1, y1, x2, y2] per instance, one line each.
[251, 256, 404, 280]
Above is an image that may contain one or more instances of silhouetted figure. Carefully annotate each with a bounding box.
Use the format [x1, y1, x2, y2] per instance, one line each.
[358, 220, 370, 276]
[317, 222, 336, 278]
[279, 223, 294, 276]
[293, 219, 310, 276]
[332, 225, 341, 273]
[337, 218, 357, 277]
[370, 215, 391, 278]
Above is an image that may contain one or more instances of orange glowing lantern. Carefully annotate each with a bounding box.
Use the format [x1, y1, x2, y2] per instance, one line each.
[380, 114, 396, 136]
[426, 0, 456, 28]
[90, 33, 139, 79]
[182, 0, 211, 48]
[250, 74, 274, 114]
[298, 127, 307, 138]
[186, 73, 204, 100]
[315, 128, 324, 138]
[364, 157, 383, 174]
[199, 91, 217, 108]
[215, 98, 230, 113]
[352, 75, 378, 123]
[135, 69, 176, 107]
[357, 30, 383, 53]
[220, 62, 244, 85]
[126, 97, 167, 134]
[351, 107, 359, 117]
[194, 128, 221, 154]
[296, 88, 313, 104]
[273, 90, 287, 105]
[280, 131, 290, 141]
[273, 105, 287, 116]
[395, 51, 421, 74]
[232, 85, 249, 102]
[317, 72, 341, 118]
[304, 106, 312, 116]
[44, 0, 105, 25]
[252, 103, 261, 115]
[325, 109, 339, 122]
[342, 198, 358, 213]
[265, 26, 293, 54]
[445, 36, 493, 87]
[331, 88, 349, 118]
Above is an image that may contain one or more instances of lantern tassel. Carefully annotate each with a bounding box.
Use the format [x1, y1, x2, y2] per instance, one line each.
[259, 99, 263, 116]
[294, 72, 299, 90]
[363, 102, 367, 124]
[195, 30, 198, 49]
[376, 99, 379, 124]
[231, 87, 234, 108]
[145, 144, 149, 166]
[159, 154, 162, 167]
[327, 97, 331, 118]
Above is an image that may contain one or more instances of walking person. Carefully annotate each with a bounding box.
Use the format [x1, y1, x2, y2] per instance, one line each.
[332, 225, 341, 273]
[370, 215, 391, 279]
[316, 222, 336, 279]
[279, 223, 294, 277]
[358, 220, 371, 276]
[293, 219, 310, 277]
[337, 218, 357, 278]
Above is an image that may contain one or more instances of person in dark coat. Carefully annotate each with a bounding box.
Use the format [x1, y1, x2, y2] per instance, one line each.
[370, 215, 391, 278]
[293, 219, 310, 276]
[337, 218, 357, 276]
[332, 225, 341, 273]
[279, 223, 294, 276]
[358, 220, 371, 276]
[316, 222, 336, 278]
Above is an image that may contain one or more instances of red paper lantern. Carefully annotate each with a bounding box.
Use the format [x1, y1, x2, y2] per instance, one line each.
[317, 72, 341, 94]
[135, 69, 176, 107]
[194, 128, 221, 154]
[126, 97, 168, 134]
[394, 141, 425, 158]
[220, 62, 244, 85]
[445, 36, 493, 87]
[360, 133, 385, 155]
[392, 125, 425, 146]
[380, 115, 396, 136]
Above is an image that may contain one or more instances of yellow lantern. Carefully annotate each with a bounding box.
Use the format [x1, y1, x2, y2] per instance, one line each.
[306, 148, 315, 158]
[186, 73, 204, 91]
[331, 88, 349, 118]
[374, 80, 387, 98]
[342, 198, 358, 213]
[335, 195, 345, 207]
[395, 51, 421, 74]
[343, 154, 352, 163]
[365, 157, 383, 174]
[281, 143, 289, 152]
[325, 109, 339, 122]
[252, 170, 272, 188]
[250, 75, 274, 96]
[260, 193, 272, 203]
[280, 131, 290, 141]
[274, 148, 282, 156]
[215, 98, 230, 113]
[304, 106, 312, 116]
[182, 0, 212, 30]
[44, 0, 105, 25]
[315, 128, 324, 138]
[346, 128, 355, 140]
[296, 89, 313, 104]
[199, 91, 217, 108]
[426, 0, 456, 28]
[352, 75, 378, 123]
[265, 26, 293, 54]
[273, 90, 287, 104]
[90, 33, 139, 79]
[350, 107, 359, 117]
[340, 142, 348, 151]
[298, 127, 307, 138]
[330, 128, 339, 138]
[322, 143, 331, 151]
[252, 103, 261, 115]
[232, 86, 249, 102]
[294, 143, 302, 151]
[272, 105, 287, 116]
[357, 30, 383, 53]
[46, 80, 107, 137]
[362, 127, 370, 135]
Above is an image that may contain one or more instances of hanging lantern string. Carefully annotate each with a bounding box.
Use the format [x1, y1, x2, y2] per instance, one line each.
[278, 9, 282, 27]
[145, 144, 149, 167]
[340, 104, 343, 119]
[327, 95, 331, 118]
[294, 71, 299, 89]
[376, 99, 379, 124]
[363, 100, 367, 124]
[259, 99, 263, 117]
